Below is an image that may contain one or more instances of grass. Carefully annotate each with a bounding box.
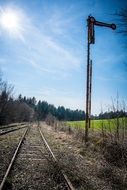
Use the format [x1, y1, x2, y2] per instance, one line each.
[66, 117, 127, 131]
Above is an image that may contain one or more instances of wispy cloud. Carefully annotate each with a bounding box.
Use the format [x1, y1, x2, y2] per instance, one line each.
[9, 6, 82, 77]
[35, 87, 84, 110]
[0, 3, 83, 79]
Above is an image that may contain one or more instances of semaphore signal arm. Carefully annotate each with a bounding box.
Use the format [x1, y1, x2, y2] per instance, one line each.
[87, 16, 116, 44]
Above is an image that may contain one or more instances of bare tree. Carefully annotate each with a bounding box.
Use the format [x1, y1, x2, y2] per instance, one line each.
[0, 73, 35, 125]
[0, 73, 14, 124]
[116, 8, 127, 37]
[115, 8, 127, 70]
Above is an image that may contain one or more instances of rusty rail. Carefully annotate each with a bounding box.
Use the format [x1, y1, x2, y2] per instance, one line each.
[0, 127, 29, 190]
[0, 123, 25, 130]
[38, 126, 75, 190]
[0, 125, 28, 136]
[0, 124, 75, 190]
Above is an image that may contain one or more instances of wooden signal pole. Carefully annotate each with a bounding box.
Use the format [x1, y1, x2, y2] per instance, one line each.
[85, 16, 116, 143]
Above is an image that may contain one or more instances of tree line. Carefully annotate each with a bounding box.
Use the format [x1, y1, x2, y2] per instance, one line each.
[0, 74, 85, 125]
[18, 96, 85, 121]
[93, 110, 126, 120]
[0, 73, 126, 125]
[0, 74, 34, 125]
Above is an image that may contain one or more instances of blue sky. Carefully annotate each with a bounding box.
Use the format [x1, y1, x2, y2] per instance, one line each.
[0, 0, 127, 114]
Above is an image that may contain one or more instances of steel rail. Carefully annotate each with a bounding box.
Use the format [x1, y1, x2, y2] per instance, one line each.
[38, 126, 75, 190]
[0, 125, 27, 136]
[0, 127, 29, 190]
[0, 123, 25, 130]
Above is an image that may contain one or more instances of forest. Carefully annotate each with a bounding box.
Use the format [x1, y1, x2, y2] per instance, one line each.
[1, 73, 126, 125]
[0, 74, 85, 125]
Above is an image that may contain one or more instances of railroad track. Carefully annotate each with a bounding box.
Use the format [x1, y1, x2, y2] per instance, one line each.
[0, 123, 25, 130]
[0, 124, 74, 190]
[0, 124, 28, 136]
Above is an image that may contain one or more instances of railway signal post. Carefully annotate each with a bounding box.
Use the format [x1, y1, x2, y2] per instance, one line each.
[85, 16, 116, 143]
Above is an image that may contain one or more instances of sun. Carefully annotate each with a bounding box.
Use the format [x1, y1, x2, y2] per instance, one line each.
[1, 10, 19, 30]
[0, 7, 24, 39]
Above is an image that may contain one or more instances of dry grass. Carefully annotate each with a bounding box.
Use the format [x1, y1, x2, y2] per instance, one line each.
[42, 119, 127, 190]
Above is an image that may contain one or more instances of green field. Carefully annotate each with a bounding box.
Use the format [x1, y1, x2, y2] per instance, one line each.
[66, 118, 127, 131]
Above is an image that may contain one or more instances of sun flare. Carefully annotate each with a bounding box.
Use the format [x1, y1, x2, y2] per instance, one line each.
[0, 7, 24, 39]
[1, 10, 19, 30]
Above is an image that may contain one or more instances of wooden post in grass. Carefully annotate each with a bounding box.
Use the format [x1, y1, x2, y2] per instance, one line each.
[88, 60, 92, 129]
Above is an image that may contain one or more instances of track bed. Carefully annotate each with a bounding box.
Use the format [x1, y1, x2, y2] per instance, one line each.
[1, 124, 71, 190]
